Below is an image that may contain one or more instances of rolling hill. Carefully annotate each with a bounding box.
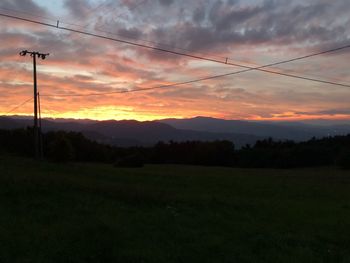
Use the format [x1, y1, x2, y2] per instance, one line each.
[0, 117, 261, 148]
[160, 116, 350, 141]
[1, 116, 350, 147]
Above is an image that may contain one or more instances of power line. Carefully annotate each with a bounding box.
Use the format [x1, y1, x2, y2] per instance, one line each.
[40, 74, 234, 97]
[63, 17, 349, 77]
[0, 4, 259, 66]
[40, 59, 350, 98]
[1, 6, 339, 84]
[0, 5, 240, 63]
[92, 25, 231, 63]
[1, 7, 349, 67]
[0, 7, 55, 23]
[5, 97, 34, 114]
[1, 12, 350, 88]
[39, 39, 350, 97]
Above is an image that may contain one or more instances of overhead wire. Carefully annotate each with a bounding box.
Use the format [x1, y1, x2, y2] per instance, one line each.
[66, 23, 346, 81]
[5, 97, 34, 115]
[40, 52, 350, 98]
[42, 42, 350, 97]
[56, 9, 350, 84]
[2, 8, 349, 119]
[1, 12, 349, 89]
[0, 8, 225, 62]
[72, 0, 248, 65]
[0, 7, 55, 23]
[1, 8, 348, 80]
[39, 41, 350, 97]
[0, 4, 249, 87]
[0, 4, 242, 65]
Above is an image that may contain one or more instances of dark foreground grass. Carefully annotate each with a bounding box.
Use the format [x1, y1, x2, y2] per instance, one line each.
[0, 155, 349, 263]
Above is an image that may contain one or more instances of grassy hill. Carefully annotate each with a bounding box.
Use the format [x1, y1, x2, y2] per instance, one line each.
[0, 155, 349, 262]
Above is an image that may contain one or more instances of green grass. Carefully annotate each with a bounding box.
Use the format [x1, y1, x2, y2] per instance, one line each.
[0, 155, 350, 263]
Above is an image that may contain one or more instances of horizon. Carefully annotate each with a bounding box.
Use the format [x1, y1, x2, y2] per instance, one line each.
[1, 0, 350, 121]
[3, 114, 350, 126]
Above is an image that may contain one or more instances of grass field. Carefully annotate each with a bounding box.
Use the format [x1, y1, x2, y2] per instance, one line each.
[0, 155, 349, 263]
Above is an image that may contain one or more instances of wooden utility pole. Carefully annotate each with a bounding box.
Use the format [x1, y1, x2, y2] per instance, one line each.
[19, 50, 49, 159]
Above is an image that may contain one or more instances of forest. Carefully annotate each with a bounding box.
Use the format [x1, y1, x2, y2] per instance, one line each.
[0, 128, 349, 169]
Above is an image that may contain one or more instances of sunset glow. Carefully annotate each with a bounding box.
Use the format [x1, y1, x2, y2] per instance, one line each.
[1, 0, 350, 121]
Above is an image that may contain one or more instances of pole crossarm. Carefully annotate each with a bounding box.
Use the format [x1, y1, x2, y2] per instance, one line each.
[19, 50, 49, 59]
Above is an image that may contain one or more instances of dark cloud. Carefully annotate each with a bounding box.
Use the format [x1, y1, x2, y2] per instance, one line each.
[61, 0, 349, 62]
[133, 0, 350, 55]
[159, 0, 174, 7]
[209, 0, 270, 31]
[297, 109, 350, 116]
[117, 27, 144, 40]
[192, 6, 206, 24]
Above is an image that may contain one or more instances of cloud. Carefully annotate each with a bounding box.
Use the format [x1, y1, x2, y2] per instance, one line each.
[158, 0, 174, 7]
[63, 0, 92, 19]
[0, 0, 47, 15]
[296, 109, 350, 116]
[139, 0, 350, 54]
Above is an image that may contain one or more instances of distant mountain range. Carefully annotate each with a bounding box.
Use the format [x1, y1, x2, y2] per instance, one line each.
[160, 117, 350, 141]
[1, 116, 350, 148]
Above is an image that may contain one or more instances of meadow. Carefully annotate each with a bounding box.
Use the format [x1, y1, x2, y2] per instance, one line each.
[0, 155, 349, 262]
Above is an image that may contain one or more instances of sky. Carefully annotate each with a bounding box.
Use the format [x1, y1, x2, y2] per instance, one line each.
[0, 0, 349, 121]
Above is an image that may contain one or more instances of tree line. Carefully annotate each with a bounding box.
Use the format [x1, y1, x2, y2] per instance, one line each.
[0, 128, 349, 169]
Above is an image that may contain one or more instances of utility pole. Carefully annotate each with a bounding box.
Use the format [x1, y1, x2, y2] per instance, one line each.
[19, 50, 49, 160]
[38, 92, 44, 159]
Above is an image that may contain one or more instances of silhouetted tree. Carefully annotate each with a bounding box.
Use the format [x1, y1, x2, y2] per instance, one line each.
[47, 133, 75, 162]
[336, 150, 350, 170]
[1, 127, 349, 169]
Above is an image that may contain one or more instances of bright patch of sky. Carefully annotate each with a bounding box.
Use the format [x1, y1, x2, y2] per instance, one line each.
[33, 0, 105, 17]
[32, 0, 66, 16]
